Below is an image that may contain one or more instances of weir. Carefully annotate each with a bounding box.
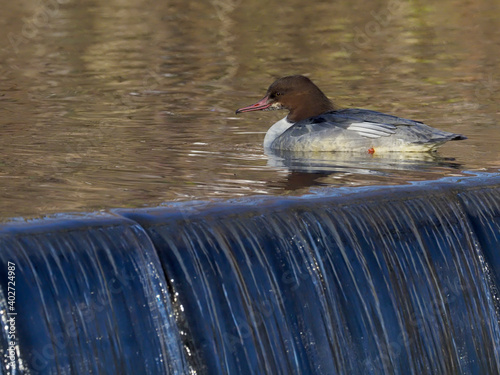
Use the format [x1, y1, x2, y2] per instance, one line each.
[1, 174, 499, 374]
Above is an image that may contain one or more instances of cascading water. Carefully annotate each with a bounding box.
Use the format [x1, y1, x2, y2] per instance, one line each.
[0, 215, 190, 375]
[0, 174, 499, 374]
[460, 187, 500, 285]
[122, 180, 500, 375]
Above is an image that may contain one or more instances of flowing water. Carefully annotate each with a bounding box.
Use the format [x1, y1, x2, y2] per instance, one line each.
[122, 181, 500, 375]
[1, 178, 499, 374]
[0, 215, 191, 374]
[1, 0, 499, 219]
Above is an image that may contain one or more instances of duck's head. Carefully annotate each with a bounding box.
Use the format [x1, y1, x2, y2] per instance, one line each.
[236, 75, 335, 122]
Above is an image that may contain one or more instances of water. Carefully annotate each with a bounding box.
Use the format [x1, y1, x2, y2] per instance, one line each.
[460, 187, 500, 288]
[0, 215, 190, 374]
[3, 178, 497, 374]
[1, 0, 499, 219]
[1, 1, 500, 373]
[122, 179, 500, 374]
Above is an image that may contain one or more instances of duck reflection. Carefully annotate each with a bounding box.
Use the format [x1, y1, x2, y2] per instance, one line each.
[266, 149, 463, 190]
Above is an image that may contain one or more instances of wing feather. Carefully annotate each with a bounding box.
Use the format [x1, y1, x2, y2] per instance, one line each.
[347, 122, 396, 138]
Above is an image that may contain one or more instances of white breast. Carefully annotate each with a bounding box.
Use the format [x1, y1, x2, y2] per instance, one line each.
[263, 117, 294, 149]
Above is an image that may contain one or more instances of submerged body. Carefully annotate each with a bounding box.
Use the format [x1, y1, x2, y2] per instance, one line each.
[236, 75, 466, 152]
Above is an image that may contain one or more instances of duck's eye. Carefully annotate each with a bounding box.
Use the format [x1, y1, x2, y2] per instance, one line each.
[275, 92, 282, 97]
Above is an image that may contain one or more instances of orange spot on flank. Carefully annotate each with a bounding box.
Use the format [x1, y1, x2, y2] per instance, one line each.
[368, 148, 375, 154]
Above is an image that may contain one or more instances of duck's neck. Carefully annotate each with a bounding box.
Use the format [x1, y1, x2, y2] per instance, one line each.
[287, 88, 335, 123]
[263, 116, 294, 149]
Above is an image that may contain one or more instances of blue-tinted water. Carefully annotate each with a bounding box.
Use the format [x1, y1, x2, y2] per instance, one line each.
[0, 175, 499, 374]
[0, 216, 190, 374]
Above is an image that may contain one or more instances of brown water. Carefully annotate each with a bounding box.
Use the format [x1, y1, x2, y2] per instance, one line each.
[1, 0, 499, 220]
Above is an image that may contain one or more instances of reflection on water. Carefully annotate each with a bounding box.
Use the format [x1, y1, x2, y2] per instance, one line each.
[0, 0, 499, 219]
[266, 149, 464, 191]
[267, 149, 462, 174]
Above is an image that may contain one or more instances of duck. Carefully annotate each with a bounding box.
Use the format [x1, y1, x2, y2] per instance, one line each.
[235, 75, 466, 152]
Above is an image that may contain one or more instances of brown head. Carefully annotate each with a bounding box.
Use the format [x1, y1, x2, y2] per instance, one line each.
[236, 75, 335, 122]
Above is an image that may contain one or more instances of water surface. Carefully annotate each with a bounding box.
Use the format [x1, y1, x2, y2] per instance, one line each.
[1, 0, 499, 219]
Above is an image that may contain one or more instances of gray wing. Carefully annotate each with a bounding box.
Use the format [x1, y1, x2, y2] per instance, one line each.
[334, 108, 423, 126]
[281, 112, 400, 140]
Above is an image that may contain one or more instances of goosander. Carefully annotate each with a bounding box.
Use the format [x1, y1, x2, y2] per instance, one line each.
[236, 75, 466, 152]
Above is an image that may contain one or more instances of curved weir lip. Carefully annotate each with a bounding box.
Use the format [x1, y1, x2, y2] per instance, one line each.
[113, 171, 500, 221]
